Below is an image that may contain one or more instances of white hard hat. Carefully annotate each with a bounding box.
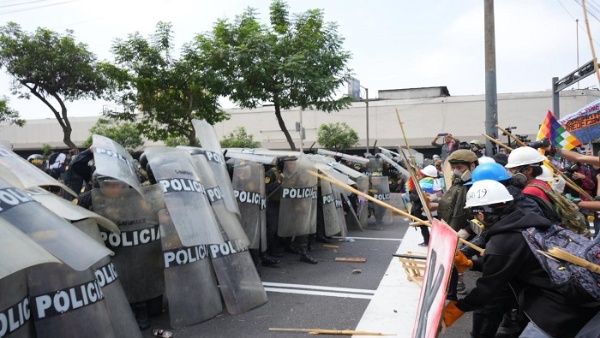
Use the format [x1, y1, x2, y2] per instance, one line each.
[420, 165, 438, 178]
[465, 179, 514, 208]
[504, 146, 546, 169]
[469, 139, 482, 145]
[537, 165, 554, 182]
[478, 156, 496, 164]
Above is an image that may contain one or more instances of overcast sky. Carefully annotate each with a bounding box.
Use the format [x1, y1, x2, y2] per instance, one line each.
[1, 0, 599, 119]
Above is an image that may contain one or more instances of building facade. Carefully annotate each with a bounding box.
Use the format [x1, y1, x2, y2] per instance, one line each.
[1, 88, 599, 152]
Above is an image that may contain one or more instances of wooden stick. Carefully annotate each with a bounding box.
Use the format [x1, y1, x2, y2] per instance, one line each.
[496, 126, 594, 201]
[546, 247, 600, 274]
[335, 257, 367, 263]
[269, 327, 391, 336]
[395, 109, 433, 221]
[482, 133, 513, 152]
[582, 0, 600, 86]
[312, 171, 485, 254]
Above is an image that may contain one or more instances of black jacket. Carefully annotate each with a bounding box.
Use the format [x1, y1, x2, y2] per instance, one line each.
[457, 208, 599, 338]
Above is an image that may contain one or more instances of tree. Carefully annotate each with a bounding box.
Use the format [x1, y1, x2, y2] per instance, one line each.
[196, 0, 352, 150]
[220, 127, 260, 148]
[317, 122, 358, 150]
[82, 118, 144, 151]
[105, 22, 229, 146]
[0, 22, 108, 149]
[0, 97, 23, 126]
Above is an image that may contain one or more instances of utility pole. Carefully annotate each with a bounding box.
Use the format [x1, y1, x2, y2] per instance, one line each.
[365, 87, 370, 155]
[577, 18, 580, 89]
[484, 0, 498, 155]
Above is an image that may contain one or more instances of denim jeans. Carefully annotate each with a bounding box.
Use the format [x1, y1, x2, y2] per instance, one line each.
[519, 322, 552, 338]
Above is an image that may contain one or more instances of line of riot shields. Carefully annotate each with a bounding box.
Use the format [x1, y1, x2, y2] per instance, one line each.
[0, 120, 410, 337]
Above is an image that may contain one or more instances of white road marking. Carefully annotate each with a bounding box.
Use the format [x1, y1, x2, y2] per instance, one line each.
[332, 236, 403, 241]
[264, 287, 373, 300]
[262, 282, 375, 295]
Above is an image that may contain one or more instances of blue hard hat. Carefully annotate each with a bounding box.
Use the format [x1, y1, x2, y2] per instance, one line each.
[466, 162, 512, 185]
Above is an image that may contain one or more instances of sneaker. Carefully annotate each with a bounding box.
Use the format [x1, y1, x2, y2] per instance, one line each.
[418, 242, 428, 247]
[300, 253, 318, 264]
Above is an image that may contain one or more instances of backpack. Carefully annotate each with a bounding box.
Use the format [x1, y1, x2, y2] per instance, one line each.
[527, 182, 592, 237]
[522, 224, 600, 301]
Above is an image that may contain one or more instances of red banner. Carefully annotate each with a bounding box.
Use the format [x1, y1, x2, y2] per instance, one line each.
[412, 219, 458, 338]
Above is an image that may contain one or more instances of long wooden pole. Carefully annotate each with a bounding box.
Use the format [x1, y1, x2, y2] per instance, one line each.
[395, 109, 433, 221]
[496, 126, 593, 201]
[582, 0, 600, 86]
[312, 171, 485, 255]
[482, 133, 513, 152]
[269, 327, 391, 336]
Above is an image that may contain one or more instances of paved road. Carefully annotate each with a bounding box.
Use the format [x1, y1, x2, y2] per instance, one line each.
[142, 218, 475, 337]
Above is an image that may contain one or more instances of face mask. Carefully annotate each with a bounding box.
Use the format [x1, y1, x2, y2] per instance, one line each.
[511, 172, 528, 189]
[453, 169, 471, 182]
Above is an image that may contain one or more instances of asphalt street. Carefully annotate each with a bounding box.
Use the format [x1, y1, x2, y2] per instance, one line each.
[142, 217, 476, 338]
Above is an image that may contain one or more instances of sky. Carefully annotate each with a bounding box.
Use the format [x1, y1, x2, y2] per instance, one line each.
[1, 0, 599, 119]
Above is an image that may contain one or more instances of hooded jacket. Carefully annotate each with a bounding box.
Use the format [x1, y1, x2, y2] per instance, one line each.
[456, 208, 599, 338]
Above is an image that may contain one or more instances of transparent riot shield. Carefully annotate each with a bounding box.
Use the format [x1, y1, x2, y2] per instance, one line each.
[145, 147, 224, 246]
[277, 157, 318, 237]
[0, 270, 34, 338]
[319, 178, 341, 237]
[191, 120, 240, 215]
[91, 135, 143, 195]
[333, 187, 348, 237]
[27, 187, 119, 234]
[27, 263, 116, 338]
[67, 218, 141, 338]
[184, 148, 249, 247]
[231, 160, 267, 251]
[370, 175, 391, 225]
[91, 186, 164, 304]
[0, 179, 112, 272]
[0, 145, 76, 197]
[355, 176, 369, 229]
[0, 218, 59, 279]
[159, 209, 222, 328]
[209, 245, 268, 315]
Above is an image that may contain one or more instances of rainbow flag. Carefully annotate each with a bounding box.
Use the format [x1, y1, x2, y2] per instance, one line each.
[537, 110, 582, 150]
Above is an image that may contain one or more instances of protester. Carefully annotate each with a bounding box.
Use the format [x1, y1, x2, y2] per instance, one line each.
[432, 133, 459, 160]
[445, 180, 600, 338]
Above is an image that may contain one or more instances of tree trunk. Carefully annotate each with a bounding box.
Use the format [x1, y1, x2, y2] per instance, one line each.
[187, 129, 199, 147]
[62, 125, 77, 150]
[274, 103, 296, 150]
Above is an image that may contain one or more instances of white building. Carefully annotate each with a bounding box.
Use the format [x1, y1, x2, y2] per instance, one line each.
[2, 87, 599, 152]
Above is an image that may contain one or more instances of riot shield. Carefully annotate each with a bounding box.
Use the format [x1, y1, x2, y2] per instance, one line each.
[370, 175, 392, 225]
[210, 245, 268, 314]
[191, 120, 240, 215]
[183, 148, 249, 247]
[91, 135, 143, 195]
[92, 186, 164, 304]
[0, 145, 76, 197]
[27, 263, 116, 338]
[366, 157, 383, 175]
[0, 270, 34, 338]
[27, 187, 119, 234]
[231, 160, 267, 251]
[67, 218, 142, 338]
[224, 151, 277, 166]
[333, 187, 348, 237]
[144, 147, 224, 246]
[319, 178, 341, 237]
[355, 176, 369, 229]
[277, 157, 318, 237]
[159, 209, 223, 328]
[0, 218, 59, 279]
[0, 179, 112, 272]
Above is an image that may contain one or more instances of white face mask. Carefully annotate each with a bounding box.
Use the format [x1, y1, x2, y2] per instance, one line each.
[453, 169, 464, 178]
